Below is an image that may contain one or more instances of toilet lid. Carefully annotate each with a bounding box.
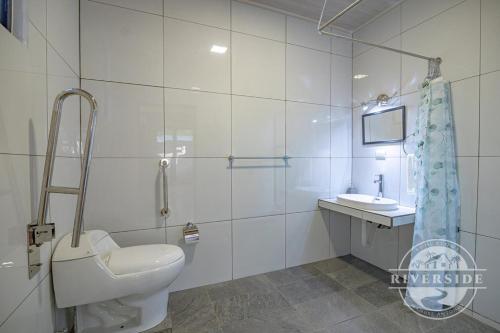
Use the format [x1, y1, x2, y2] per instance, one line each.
[106, 244, 184, 275]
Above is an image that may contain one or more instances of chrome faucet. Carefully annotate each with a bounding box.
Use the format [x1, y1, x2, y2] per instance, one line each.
[374, 174, 384, 198]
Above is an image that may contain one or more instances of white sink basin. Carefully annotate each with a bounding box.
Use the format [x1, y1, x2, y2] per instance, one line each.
[336, 194, 399, 211]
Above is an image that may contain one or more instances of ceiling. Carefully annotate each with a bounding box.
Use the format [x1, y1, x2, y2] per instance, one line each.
[244, 0, 401, 32]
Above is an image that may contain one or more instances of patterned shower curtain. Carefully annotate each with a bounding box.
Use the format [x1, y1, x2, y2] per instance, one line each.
[406, 78, 461, 310]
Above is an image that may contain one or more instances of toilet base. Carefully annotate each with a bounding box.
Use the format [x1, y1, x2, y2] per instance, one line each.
[76, 287, 169, 333]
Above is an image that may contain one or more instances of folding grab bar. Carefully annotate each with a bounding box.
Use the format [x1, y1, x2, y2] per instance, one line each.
[160, 158, 169, 216]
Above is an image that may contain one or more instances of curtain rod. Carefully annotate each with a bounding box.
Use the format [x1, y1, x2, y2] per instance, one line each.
[318, 0, 441, 63]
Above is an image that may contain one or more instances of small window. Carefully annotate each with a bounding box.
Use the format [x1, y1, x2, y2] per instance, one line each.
[1, 0, 27, 43]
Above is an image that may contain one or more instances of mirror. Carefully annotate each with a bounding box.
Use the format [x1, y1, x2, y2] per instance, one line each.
[362, 106, 406, 145]
[0, 0, 28, 43]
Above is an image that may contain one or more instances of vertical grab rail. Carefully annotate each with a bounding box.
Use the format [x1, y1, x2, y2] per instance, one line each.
[160, 158, 169, 216]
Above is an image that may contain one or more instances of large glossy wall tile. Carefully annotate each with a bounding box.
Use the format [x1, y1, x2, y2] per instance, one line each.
[47, 0, 79, 75]
[232, 32, 285, 99]
[331, 28, 352, 58]
[286, 102, 330, 157]
[164, 0, 230, 29]
[286, 16, 330, 52]
[165, 89, 231, 157]
[168, 220, 232, 291]
[352, 157, 400, 201]
[82, 80, 164, 158]
[331, 158, 352, 197]
[479, 71, 500, 156]
[481, 0, 500, 74]
[233, 215, 286, 278]
[232, 160, 286, 219]
[84, 158, 164, 232]
[477, 157, 500, 240]
[401, 0, 463, 32]
[353, 37, 400, 107]
[475, 235, 500, 323]
[111, 228, 166, 247]
[165, 158, 231, 227]
[0, 275, 54, 332]
[353, 5, 400, 57]
[286, 158, 330, 213]
[28, 0, 47, 36]
[331, 55, 352, 108]
[286, 45, 330, 105]
[331, 107, 352, 158]
[231, 1, 285, 41]
[232, 96, 285, 157]
[401, 0, 480, 94]
[286, 211, 330, 267]
[164, 18, 230, 93]
[91, 0, 163, 15]
[81, 0, 163, 85]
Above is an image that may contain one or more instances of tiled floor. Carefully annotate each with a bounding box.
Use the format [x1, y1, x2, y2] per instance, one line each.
[152, 255, 498, 333]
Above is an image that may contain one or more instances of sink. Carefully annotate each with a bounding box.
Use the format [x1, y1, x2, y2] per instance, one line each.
[336, 194, 398, 211]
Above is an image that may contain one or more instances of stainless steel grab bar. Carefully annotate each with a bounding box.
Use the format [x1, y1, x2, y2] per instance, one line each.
[160, 158, 169, 216]
[227, 155, 290, 161]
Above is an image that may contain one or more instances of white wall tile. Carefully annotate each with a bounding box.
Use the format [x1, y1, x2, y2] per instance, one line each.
[331, 158, 352, 197]
[475, 235, 500, 323]
[481, 0, 500, 74]
[401, 0, 463, 32]
[350, 218, 399, 270]
[401, 0, 480, 94]
[331, 107, 352, 158]
[231, 1, 285, 41]
[84, 158, 164, 232]
[168, 221, 232, 291]
[47, 44, 76, 78]
[352, 157, 400, 201]
[47, 0, 79, 75]
[233, 215, 286, 278]
[330, 212, 351, 257]
[353, 5, 401, 57]
[165, 89, 231, 158]
[286, 210, 330, 267]
[286, 45, 330, 105]
[91, 0, 163, 15]
[353, 37, 400, 107]
[477, 157, 500, 240]
[286, 158, 330, 213]
[479, 71, 500, 156]
[164, 0, 230, 29]
[286, 16, 330, 52]
[110, 228, 166, 247]
[457, 157, 479, 234]
[331, 55, 352, 108]
[0, 275, 54, 333]
[232, 32, 285, 99]
[81, 0, 163, 85]
[232, 96, 285, 157]
[164, 18, 230, 93]
[0, 155, 51, 324]
[28, 0, 47, 36]
[331, 28, 352, 58]
[165, 158, 231, 226]
[397, 224, 413, 273]
[82, 80, 164, 158]
[286, 102, 330, 157]
[232, 160, 286, 219]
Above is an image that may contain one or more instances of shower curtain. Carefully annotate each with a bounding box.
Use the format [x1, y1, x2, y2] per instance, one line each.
[406, 77, 461, 310]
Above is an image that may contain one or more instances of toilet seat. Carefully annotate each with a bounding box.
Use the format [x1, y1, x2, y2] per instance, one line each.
[105, 244, 184, 275]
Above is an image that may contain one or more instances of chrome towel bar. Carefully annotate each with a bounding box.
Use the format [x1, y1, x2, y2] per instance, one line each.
[160, 158, 169, 216]
[227, 155, 290, 161]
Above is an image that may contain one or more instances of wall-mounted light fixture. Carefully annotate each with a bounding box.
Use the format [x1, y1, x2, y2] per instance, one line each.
[361, 93, 396, 113]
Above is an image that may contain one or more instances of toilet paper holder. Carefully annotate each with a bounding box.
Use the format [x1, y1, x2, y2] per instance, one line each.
[183, 222, 199, 244]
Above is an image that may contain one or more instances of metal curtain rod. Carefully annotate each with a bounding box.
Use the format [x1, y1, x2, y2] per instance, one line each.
[317, 0, 441, 63]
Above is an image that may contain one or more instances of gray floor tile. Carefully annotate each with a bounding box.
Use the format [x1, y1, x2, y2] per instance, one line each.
[220, 307, 311, 333]
[323, 311, 403, 333]
[353, 280, 400, 307]
[313, 257, 351, 274]
[294, 290, 376, 331]
[277, 274, 344, 305]
[327, 265, 378, 290]
[206, 275, 276, 302]
[378, 301, 445, 333]
[214, 291, 291, 325]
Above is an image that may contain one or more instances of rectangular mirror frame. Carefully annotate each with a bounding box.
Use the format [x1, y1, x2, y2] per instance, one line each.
[362, 105, 406, 145]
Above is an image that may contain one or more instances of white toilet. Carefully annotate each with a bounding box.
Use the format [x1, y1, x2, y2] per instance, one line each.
[52, 230, 185, 333]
